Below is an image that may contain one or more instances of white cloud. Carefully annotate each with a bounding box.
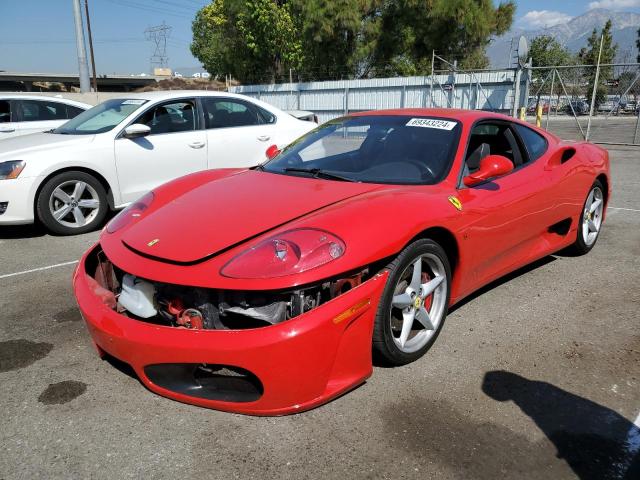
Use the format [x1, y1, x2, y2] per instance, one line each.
[519, 10, 574, 29]
[588, 0, 640, 9]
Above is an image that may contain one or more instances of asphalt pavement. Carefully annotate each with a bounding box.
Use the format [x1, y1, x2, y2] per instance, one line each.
[0, 147, 639, 479]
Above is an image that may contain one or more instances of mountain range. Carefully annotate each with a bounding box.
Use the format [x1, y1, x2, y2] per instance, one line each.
[488, 9, 640, 68]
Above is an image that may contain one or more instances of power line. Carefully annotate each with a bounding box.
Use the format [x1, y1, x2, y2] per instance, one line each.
[105, 0, 192, 19]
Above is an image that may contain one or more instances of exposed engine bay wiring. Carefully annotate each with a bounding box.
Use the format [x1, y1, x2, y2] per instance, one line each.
[87, 248, 370, 330]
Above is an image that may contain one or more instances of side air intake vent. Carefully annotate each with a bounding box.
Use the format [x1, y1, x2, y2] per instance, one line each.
[561, 148, 576, 164]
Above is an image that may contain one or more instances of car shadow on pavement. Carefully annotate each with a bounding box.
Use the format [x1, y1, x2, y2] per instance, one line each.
[0, 223, 47, 239]
[482, 370, 640, 480]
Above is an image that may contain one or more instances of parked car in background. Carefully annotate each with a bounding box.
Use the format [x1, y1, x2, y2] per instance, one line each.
[0, 91, 315, 234]
[597, 100, 621, 115]
[0, 95, 90, 139]
[565, 100, 590, 116]
[286, 110, 319, 124]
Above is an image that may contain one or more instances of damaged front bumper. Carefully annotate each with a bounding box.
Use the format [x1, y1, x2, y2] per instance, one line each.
[73, 244, 388, 415]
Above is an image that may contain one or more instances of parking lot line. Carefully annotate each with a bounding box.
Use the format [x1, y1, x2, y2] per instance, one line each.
[608, 207, 640, 213]
[0, 260, 79, 280]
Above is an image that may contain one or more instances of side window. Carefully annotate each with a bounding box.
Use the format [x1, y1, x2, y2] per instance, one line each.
[464, 122, 526, 173]
[135, 100, 197, 135]
[202, 98, 264, 129]
[0, 101, 10, 123]
[18, 100, 69, 122]
[66, 105, 85, 119]
[514, 124, 548, 161]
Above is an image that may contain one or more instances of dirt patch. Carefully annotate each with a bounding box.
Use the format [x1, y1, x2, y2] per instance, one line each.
[38, 380, 87, 405]
[0, 339, 53, 372]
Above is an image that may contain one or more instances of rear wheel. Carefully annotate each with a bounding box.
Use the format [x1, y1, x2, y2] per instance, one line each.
[373, 239, 451, 366]
[568, 180, 605, 255]
[37, 171, 108, 235]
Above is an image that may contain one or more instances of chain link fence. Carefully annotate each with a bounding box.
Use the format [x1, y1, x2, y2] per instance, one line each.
[528, 64, 640, 145]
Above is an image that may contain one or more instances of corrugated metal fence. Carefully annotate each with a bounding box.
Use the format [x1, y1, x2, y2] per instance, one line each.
[230, 69, 528, 124]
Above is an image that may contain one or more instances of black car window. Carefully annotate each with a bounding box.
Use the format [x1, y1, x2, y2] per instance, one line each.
[135, 100, 197, 135]
[513, 124, 548, 161]
[0, 100, 10, 123]
[465, 123, 517, 173]
[18, 100, 69, 121]
[202, 98, 267, 128]
[66, 105, 85, 119]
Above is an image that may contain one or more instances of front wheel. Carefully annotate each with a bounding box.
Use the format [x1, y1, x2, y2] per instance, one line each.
[36, 171, 108, 235]
[373, 239, 451, 366]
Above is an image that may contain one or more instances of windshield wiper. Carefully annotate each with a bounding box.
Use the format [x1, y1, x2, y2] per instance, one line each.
[283, 167, 355, 182]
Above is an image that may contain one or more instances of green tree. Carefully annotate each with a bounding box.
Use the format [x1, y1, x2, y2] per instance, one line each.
[190, 0, 303, 83]
[191, 0, 515, 83]
[290, 0, 383, 80]
[579, 19, 618, 109]
[371, 0, 515, 75]
[529, 35, 573, 69]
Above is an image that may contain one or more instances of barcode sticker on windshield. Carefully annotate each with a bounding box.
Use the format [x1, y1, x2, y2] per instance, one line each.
[406, 118, 456, 130]
[122, 99, 146, 105]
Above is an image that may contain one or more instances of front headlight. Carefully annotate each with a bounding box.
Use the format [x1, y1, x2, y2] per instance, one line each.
[221, 228, 346, 279]
[0, 161, 26, 180]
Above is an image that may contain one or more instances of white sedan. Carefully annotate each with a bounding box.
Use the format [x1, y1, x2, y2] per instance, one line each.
[0, 91, 315, 235]
[0, 94, 90, 139]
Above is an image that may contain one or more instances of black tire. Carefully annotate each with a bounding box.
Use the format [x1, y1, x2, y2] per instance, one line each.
[36, 171, 108, 235]
[373, 239, 451, 366]
[567, 179, 605, 256]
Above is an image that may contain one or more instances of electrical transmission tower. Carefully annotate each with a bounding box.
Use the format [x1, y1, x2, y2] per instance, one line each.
[144, 22, 172, 72]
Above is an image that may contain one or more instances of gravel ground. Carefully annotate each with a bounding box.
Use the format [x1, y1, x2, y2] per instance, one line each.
[0, 147, 638, 480]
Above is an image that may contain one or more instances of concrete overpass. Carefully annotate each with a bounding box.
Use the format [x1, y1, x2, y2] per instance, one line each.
[0, 72, 159, 92]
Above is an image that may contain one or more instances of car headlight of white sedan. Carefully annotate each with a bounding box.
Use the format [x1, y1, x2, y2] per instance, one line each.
[0, 161, 26, 180]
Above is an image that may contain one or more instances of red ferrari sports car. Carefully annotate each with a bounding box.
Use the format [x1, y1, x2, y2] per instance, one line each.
[73, 109, 610, 415]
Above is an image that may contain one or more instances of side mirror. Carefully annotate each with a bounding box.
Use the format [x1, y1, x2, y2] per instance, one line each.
[265, 144, 280, 160]
[123, 123, 151, 139]
[463, 154, 514, 187]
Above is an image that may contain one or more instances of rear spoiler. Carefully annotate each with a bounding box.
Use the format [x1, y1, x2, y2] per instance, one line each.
[286, 110, 318, 124]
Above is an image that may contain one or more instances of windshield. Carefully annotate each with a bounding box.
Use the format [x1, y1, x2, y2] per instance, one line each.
[53, 98, 148, 135]
[263, 115, 461, 185]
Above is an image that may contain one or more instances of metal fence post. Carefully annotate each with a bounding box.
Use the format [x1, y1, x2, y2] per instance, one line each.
[586, 34, 604, 141]
[634, 108, 640, 144]
[429, 50, 435, 108]
[512, 67, 522, 117]
[344, 85, 349, 115]
[546, 69, 555, 130]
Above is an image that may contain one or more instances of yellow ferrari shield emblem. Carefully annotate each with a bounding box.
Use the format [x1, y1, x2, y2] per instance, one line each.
[414, 296, 422, 309]
[448, 196, 463, 211]
[147, 239, 160, 247]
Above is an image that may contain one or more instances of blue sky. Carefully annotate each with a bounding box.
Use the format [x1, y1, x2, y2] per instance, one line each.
[0, 0, 639, 75]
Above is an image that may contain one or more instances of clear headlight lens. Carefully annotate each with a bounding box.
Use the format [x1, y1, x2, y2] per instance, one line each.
[0, 161, 26, 180]
[106, 191, 154, 233]
[221, 228, 346, 279]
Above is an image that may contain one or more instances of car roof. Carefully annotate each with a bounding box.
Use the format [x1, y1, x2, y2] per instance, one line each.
[0, 94, 91, 108]
[104, 90, 250, 101]
[350, 108, 513, 123]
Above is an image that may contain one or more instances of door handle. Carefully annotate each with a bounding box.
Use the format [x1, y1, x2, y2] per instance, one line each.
[257, 135, 270, 142]
[189, 141, 205, 149]
[0, 127, 15, 133]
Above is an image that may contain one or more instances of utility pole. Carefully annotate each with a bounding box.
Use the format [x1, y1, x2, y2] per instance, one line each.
[84, 0, 98, 92]
[72, 0, 90, 93]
